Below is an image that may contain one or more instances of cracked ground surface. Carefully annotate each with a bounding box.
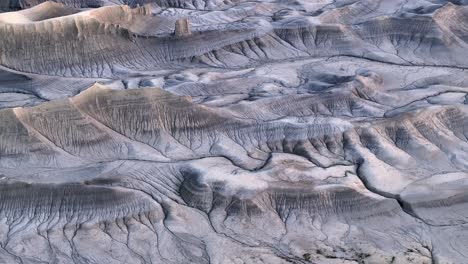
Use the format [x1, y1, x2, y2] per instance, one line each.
[0, 0, 468, 263]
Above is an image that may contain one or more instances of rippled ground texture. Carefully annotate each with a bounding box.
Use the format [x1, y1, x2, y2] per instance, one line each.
[0, 0, 468, 263]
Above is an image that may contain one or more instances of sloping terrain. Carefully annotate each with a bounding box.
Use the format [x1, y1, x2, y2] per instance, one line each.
[0, 1, 467, 263]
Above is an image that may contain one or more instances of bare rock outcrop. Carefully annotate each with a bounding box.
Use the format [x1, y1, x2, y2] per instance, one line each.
[174, 18, 191, 36]
[0, 1, 467, 263]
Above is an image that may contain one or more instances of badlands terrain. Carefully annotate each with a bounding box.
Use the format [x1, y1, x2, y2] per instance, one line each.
[0, 0, 468, 263]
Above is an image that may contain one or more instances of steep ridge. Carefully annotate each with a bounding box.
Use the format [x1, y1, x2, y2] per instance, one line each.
[0, 82, 465, 262]
[0, 1, 468, 263]
[1, 1, 468, 79]
[0, 1, 79, 23]
[0, 4, 271, 77]
[0, 0, 247, 11]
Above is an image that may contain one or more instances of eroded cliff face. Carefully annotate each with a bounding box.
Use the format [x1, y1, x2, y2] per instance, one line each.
[0, 1, 467, 263]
